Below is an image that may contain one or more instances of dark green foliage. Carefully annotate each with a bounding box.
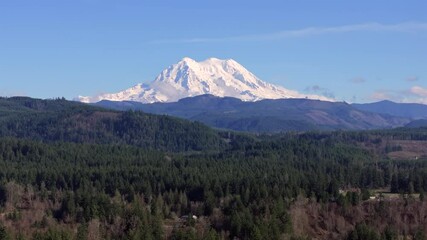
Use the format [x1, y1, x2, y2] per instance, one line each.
[0, 97, 226, 152]
[172, 229, 197, 240]
[6, 210, 21, 221]
[414, 228, 426, 240]
[347, 223, 380, 240]
[76, 223, 88, 240]
[0, 134, 378, 239]
[1, 97, 427, 239]
[382, 226, 398, 240]
[32, 229, 72, 240]
[0, 185, 6, 207]
[0, 223, 10, 240]
[361, 188, 371, 201]
[384, 144, 402, 153]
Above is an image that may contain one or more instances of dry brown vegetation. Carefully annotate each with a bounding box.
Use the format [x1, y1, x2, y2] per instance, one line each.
[386, 140, 427, 160]
[0, 182, 73, 238]
[354, 137, 427, 161]
[290, 196, 427, 240]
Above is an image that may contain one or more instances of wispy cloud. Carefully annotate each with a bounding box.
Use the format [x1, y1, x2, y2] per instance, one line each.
[369, 90, 397, 102]
[410, 86, 427, 97]
[151, 22, 427, 44]
[350, 77, 366, 84]
[368, 86, 427, 104]
[406, 76, 419, 82]
[305, 85, 323, 92]
[304, 85, 335, 99]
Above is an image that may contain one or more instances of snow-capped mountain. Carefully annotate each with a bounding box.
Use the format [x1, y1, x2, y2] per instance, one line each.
[77, 57, 332, 103]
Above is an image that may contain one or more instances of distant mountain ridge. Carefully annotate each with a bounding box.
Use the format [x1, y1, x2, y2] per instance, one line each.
[95, 95, 410, 132]
[352, 100, 427, 119]
[77, 57, 331, 103]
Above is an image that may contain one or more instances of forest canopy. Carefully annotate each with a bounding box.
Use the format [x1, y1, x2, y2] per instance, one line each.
[0, 97, 426, 239]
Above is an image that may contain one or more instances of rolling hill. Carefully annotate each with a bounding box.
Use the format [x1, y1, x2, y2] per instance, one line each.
[0, 97, 226, 152]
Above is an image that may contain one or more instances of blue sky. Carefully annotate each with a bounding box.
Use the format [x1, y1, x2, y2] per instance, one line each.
[1, 0, 426, 103]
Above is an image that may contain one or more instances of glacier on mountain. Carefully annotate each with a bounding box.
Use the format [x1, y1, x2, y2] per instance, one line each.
[77, 57, 332, 103]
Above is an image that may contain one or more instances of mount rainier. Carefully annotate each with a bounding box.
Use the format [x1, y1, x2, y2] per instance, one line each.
[77, 57, 332, 103]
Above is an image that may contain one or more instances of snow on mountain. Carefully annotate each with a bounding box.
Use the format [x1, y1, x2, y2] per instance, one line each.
[77, 57, 333, 103]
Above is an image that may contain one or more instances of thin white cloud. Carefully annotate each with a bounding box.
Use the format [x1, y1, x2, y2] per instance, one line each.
[406, 76, 419, 82]
[369, 91, 396, 102]
[411, 86, 427, 97]
[350, 77, 366, 84]
[368, 86, 427, 104]
[151, 22, 427, 44]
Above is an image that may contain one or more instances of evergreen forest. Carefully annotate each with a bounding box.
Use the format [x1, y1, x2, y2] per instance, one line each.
[0, 97, 426, 239]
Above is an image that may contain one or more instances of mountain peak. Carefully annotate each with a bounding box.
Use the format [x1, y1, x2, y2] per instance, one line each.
[179, 57, 197, 64]
[200, 57, 238, 65]
[204, 57, 222, 61]
[77, 57, 333, 103]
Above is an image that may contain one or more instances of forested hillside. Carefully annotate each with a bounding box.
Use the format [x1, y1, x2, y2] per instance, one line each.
[0, 97, 427, 239]
[0, 97, 226, 152]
